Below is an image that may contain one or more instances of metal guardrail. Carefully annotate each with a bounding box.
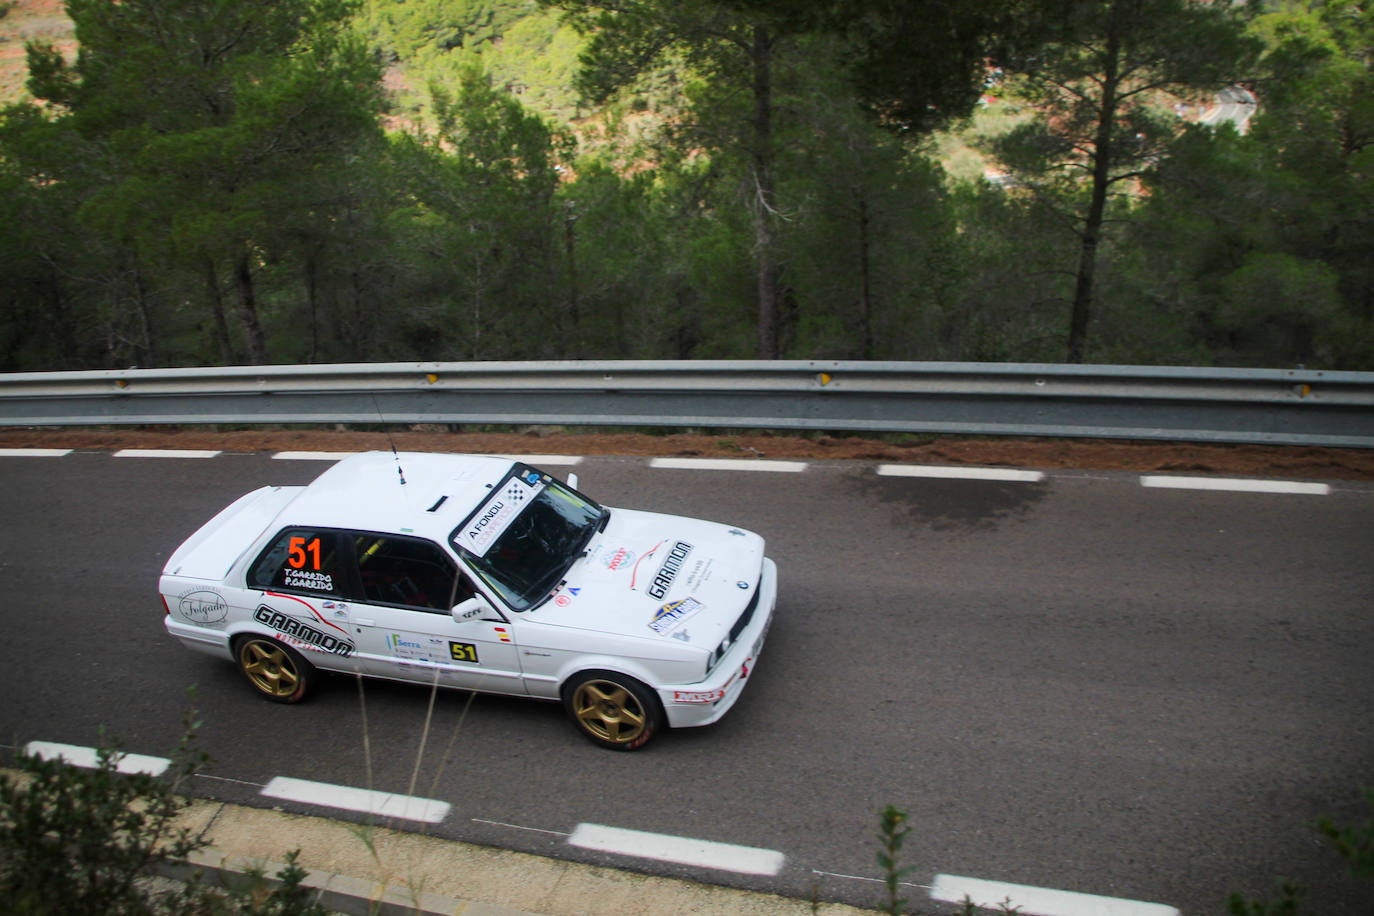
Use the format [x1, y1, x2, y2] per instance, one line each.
[0, 360, 1371, 447]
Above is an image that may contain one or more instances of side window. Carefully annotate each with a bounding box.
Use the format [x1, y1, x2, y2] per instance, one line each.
[248, 529, 347, 597]
[352, 533, 468, 612]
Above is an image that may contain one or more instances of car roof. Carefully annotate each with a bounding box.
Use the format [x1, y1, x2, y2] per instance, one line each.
[279, 451, 519, 543]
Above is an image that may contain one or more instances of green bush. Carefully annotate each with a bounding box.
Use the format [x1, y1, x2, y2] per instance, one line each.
[0, 699, 323, 915]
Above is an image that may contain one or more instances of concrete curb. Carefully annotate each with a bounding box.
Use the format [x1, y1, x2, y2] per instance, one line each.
[156, 849, 535, 916]
[165, 798, 877, 916]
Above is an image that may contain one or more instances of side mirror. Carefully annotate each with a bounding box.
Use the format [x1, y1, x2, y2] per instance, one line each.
[451, 595, 494, 622]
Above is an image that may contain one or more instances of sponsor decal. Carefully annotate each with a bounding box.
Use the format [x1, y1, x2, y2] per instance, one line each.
[629, 540, 663, 588]
[178, 589, 228, 624]
[684, 558, 713, 590]
[265, 590, 350, 635]
[646, 541, 694, 600]
[493, 626, 511, 643]
[671, 629, 691, 643]
[648, 597, 704, 634]
[457, 477, 545, 557]
[254, 605, 354, 656]
[555, 594, 571, 607]
[455, 603, 484, 620]
[673, 687, 726, 704]
[601, 547, 636, 571]
[386, 633, 451, 665]
[449, 641, 480, 663]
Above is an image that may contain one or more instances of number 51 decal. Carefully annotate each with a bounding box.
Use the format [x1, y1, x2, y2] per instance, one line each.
[449, 641, 480, 664]
[288, 535, 322, 570]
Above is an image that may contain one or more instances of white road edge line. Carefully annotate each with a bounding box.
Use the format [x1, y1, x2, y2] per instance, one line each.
[930, 874, 1179, 916]
[271, 451, 362, 461]
[271, 452, 585, 466]
[1140, 475, 1329, 496]
[487, 454, 584, 466]
[810, 869, 928, 888]
[0, 448, 72, 457]
[260, 776, 450, 824]
[878, 464, 1045, 482]
[471, 817, 571, 837]
[649, 457, 806, 473]
[24, 741, 171, 777]
[113, 448, 222, 459]
[568, 823, 785, 876]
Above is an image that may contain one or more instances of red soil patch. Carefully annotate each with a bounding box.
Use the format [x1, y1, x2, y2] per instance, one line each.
[1, 427, 1371, 480]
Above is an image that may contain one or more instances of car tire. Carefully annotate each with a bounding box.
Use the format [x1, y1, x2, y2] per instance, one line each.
[234, 635, 313, 703]
[563, 671, 661, 751]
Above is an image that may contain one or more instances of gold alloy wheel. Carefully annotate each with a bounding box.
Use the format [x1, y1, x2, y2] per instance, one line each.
[239, 639, 301, 699]
[572, 679, 647, 745]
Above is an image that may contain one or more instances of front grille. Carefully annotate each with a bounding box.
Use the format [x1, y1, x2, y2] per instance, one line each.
[728, 580, 761, 646]
[708, 575, 762, 673]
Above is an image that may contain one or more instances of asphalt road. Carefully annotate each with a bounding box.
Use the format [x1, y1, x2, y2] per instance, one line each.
[2, 450, 1371, 915]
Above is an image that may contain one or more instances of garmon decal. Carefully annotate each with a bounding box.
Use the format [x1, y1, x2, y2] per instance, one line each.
[254, 605, 355, 657]
[646, 541, 694, 599]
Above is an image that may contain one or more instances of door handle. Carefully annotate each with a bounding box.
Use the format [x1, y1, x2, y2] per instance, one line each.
[354, 618, 376, 626]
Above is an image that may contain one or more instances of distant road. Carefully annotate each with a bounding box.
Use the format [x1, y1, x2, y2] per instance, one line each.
[1203, 85, 1258, 132]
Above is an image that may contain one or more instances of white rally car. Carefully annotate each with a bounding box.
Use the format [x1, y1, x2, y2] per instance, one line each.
[161, 452, 778, 750]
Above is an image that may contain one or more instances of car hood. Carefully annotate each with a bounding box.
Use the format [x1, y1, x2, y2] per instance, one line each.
[533, 508, 765, 647]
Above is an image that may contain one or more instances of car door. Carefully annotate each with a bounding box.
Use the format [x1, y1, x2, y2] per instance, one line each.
[343, 531, 526, 695]
[244, 527, 363, 673]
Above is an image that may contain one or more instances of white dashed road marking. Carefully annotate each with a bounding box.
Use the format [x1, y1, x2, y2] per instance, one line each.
[0, 448, 73, 457]
[877, 464, 1045, 482]
[261, 776, 449, 824]
[271, 451, 362, 461]
[271, 451, 585, 465]
[488, 454, 584, 466]
[113, 448, 222, 459]
[24, 741, 171, 777]
[18, 738, 1183, 913]
[930, 874, 1179, 916]
[649, 457, 806, 472]
[568, 823, 786, 876]
[1140, 475, 1329, 496]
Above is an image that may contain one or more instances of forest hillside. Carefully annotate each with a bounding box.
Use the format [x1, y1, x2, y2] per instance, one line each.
[0, 0, 1369, 371]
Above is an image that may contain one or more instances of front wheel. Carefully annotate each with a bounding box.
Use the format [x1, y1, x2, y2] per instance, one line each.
[563, 672, 661, 751]
[234, 636, 313, 703]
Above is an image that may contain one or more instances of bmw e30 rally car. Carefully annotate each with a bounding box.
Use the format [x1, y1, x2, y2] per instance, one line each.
[160, 451, 778, 750]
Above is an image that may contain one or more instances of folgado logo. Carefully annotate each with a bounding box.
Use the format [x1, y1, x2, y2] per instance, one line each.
[178, 590, 228, 623]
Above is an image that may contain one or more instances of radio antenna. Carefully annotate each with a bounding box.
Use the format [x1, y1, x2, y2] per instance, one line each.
[369, 393, 405, 486]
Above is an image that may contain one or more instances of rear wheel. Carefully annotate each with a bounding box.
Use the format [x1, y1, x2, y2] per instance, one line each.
[563, 672, 661, 751]
[234, 636, 313, 703]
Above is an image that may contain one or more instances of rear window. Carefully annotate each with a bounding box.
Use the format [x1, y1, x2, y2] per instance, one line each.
[248, 529, 347, 597]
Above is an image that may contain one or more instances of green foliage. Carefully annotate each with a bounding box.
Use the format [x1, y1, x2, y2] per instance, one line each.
[1318, 789, 1374, 880]
[988, 0, 1260, 362]
[1228, 882, 1306, 916]
[0, 699, 323, 916]
[0, 725, 207, 914]
[1224, 788, 1374, 915]
[0, 0, 1370, 370]
[877, 805, 916, 916]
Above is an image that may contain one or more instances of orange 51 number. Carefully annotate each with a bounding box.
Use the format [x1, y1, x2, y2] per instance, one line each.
[288, 535, 321, 571]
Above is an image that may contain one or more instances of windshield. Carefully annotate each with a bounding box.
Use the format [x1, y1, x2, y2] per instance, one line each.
[449, 466, 603, 611]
